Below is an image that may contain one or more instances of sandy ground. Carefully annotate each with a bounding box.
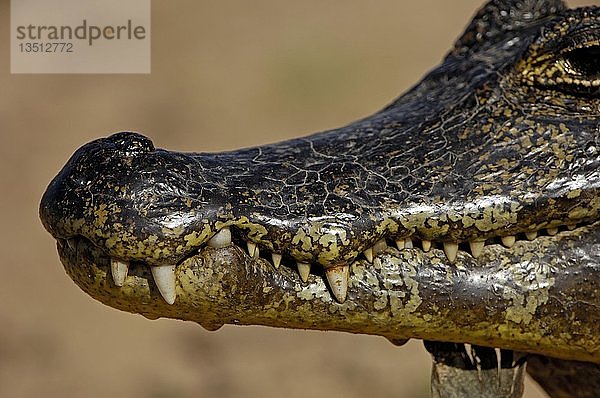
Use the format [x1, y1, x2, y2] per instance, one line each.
[2, 1, 597, 397]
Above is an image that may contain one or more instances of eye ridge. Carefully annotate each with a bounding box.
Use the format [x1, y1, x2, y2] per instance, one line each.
[518, 43, 600, 95]
[517, 13, 600, 95]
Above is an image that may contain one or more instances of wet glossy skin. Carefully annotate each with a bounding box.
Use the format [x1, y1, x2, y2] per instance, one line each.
[41, 0, 600, 365]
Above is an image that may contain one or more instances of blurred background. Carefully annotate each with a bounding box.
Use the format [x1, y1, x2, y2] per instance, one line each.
[1, 1, 596, 397]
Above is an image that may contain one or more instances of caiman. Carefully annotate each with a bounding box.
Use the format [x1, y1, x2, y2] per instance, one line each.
[40, 0, 600, 396]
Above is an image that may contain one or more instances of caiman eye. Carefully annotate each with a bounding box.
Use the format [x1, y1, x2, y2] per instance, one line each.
[562, 45, 600, 79]
[519, 22, 600, 96]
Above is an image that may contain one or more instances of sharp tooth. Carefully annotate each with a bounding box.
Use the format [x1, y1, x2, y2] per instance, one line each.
[247, 242, 258, 258]
[363, 248, 374, 263]
[525, 231, 538, 240]
[501, 235, 516, 248]
[567, 224, 576, 231]
[547, 227, 558, 236]
[404, 238, 413, 249]
[325, 265, 349, 303]
[469, 240, 485, 258]
[297, 262, 311, 283]
[443, 242, 458, 262]
[150, 265, 176, 305]
[395, 239, 405, 250]
[110, 259, 129, 287]
[422, 240, 432, 252]
[67, 238, 76, 250]
[272, 253, 282, 269]
[207, 228, 231, 248]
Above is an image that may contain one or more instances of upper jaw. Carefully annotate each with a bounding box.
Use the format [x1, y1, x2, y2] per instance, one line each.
[39, 130, 600, 307]
[41, 124, 600, 239]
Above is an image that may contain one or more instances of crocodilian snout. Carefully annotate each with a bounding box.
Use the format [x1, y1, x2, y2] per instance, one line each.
[40, 132, 154, 238]
[40, 132, 161, 240]
[40, 131, 226, 264]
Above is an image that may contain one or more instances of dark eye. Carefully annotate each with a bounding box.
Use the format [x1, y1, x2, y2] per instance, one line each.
[562, 45, 600, 79]
[519, 40, 600, 95]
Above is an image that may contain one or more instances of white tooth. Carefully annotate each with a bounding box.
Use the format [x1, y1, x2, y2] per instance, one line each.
[525, 231, 538, 240]
[110, 259, 129, 287]
[207, 228, 231, 248]
[325, 265, 349, 303]
[422, 240, 432, 252]
[404, 238, 413, 249]
[395, 239, 405, 250]
[469, 240, 485, 258]
[150, 265, 176, 305]
[363, 248, 374, 263]
[67, 238, 76, 250]
[547, 227, 558, 236]
[501, 235, 516, 248]
[443, 242, 458, 263]
[247, 242, 258, 258]
[567, 224, 576, 231]
[272, 253, 282, 269]
[297, 262, 311, 283]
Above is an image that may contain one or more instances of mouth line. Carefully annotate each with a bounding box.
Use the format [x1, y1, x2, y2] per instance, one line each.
[57, 218, 596, 305]
[54, 219, 600, 363]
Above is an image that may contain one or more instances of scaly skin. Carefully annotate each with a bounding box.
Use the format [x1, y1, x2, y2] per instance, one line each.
[40, 0, 600, 395]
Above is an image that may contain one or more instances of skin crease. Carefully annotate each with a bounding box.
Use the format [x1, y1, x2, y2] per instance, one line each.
[34, 0, 600, 398]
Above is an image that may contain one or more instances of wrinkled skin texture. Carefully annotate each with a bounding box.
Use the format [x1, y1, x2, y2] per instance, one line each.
[40, 0, 600, 396]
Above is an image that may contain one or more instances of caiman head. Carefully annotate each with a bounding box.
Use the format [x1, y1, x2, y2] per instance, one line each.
[40, 0, 600, 363]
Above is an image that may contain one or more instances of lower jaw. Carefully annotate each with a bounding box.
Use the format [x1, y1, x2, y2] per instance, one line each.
[58, 221, 600, 363]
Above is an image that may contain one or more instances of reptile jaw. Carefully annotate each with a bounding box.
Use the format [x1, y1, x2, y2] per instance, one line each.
[57, 217, 592, 306]
[53, 219, 600, 363]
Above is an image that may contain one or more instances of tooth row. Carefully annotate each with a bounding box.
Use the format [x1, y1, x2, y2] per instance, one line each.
[238, 241, 351, 303]
[361, 225, 575, 264]
[363, 238, 460, 262]
[107, 228, 235, 305]
[109, 258, 177, 305]
[106, 223, 578, 306]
